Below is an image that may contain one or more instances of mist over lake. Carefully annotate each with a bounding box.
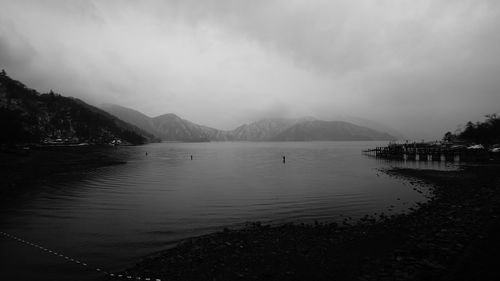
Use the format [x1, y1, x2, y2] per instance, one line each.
[0, 141, 452, 281]
[2, 0, 500, 279]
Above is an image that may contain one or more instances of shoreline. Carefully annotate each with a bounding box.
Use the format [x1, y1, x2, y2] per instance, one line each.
[121, 164, 500, 281]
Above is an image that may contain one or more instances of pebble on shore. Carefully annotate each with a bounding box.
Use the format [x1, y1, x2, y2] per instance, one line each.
[120, 164, 500, 281]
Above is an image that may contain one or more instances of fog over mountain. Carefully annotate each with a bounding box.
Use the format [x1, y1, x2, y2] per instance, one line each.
[1, 0, 500, 140]
[102, 104, 394, 141]
[0, 73, 157, 145]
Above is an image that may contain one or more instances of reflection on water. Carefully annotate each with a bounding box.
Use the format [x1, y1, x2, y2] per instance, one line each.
[0, 141, 454, 280]
[374, 157, 459, 170]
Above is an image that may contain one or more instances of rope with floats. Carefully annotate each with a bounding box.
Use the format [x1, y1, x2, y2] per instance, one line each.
[0, 231, 161, 281]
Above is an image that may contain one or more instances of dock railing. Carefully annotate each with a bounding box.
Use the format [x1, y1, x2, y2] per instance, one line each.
[362, 144, 494, 162]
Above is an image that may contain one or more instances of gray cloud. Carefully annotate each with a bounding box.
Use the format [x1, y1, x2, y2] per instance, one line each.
[0, 19, 37, 74]
[1, 0, 499, 138]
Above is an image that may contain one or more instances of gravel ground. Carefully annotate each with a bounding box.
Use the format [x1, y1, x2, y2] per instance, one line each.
[121, 164, 500, 281]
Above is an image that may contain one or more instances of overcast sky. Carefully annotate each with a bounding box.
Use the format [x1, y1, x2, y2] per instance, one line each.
[1, 0, 499, 139]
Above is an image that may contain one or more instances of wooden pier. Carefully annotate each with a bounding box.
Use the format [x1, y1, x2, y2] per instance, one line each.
[363, 145, 494, 162]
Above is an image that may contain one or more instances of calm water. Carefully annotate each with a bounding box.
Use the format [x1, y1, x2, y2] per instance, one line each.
[0, 142, 456, 280]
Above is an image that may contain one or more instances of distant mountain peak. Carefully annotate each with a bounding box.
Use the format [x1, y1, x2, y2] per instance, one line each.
[269, 119, 395, 141]
[101, 104, 395, 142]
[154, 113, 180, 119]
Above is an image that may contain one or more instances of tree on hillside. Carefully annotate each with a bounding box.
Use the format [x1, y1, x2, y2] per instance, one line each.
[458, 113, 500, 144]
[443, 131, 455, 142]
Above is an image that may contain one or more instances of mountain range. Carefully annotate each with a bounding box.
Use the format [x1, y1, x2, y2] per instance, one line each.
[0, 70, 395, 145]
[102, 104, 395, 142]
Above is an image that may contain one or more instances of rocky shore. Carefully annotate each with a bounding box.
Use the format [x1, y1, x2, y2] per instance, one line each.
[122, 164, 500, 281]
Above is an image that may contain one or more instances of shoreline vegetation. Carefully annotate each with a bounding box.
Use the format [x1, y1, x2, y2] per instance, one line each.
[0, 71, 158, 146]
[119, 164, 500, 281]
[363, 113, 500, 163]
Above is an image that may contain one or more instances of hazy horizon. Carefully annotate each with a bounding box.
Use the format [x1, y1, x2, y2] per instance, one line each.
[1, 0, 500, 139]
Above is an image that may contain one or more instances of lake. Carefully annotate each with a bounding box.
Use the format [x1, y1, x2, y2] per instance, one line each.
[0, 141, 456, 280]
